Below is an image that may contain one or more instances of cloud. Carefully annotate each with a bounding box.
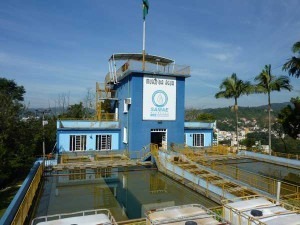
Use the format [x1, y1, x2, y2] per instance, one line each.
[208, 53, 233, 62]
[184, 36, 242, 63]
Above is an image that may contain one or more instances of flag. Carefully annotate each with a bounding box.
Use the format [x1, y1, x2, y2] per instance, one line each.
[42, 120, 48, 126]
[143, 0, 149, 20]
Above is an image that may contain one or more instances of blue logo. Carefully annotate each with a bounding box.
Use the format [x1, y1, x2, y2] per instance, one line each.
[152, 90, 168, 107]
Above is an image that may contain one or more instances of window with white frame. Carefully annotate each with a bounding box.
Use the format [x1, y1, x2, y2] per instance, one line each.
[70, 135, 87, 151]
[96, 135, 112, 150]
[192, 133, 204, 147]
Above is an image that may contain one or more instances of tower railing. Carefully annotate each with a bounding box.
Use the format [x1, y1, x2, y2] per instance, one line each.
[105, 60, 190, 84]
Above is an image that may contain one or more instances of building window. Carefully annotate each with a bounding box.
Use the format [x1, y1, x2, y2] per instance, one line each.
[193, 133, 204, 147]
[70, 135, 87, 151]
[96, 135, 112, 150]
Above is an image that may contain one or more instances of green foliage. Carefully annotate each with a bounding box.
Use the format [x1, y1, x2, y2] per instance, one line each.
[215, 73, 253, 101]
[185, 108, 201, 121]
[215, 73, 254, 150]
[196, 113, 215, 122]
[240, 131, 300, 153]
[272, 136, 300, 154]
[255, 65, 292, 95]
[0, 78, 25, 101]
[0, 185, 21, 217]
[0, 78, 56, 188]
[282, 41, 300, 78]
[200, 104, 289, 128]
[101, 99, 113, 113]
[278, 97, 300, 139]
[59, 102, 93, 119]
[241, 132, 268, 148]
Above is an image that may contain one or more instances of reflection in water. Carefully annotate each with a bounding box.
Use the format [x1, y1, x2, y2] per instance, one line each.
[221, 159, 300, 185]
[115, 169, 218, 219]
[35, 167, 218, 221]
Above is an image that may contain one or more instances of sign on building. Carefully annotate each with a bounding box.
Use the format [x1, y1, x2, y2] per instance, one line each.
[143, 76, 176, 120]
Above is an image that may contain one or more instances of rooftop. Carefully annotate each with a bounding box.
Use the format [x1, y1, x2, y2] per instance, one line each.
[105, 53, 190, 84]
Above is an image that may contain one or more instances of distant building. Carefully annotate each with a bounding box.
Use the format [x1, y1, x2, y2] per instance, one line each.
[56, 54, 214, 157]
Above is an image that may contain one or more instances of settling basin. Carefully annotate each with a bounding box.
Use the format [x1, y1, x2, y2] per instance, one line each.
[215, 158, 300, 185]
[34, 166, 218, 221]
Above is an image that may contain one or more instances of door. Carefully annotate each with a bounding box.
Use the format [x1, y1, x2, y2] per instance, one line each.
[151, 129, 167, 150]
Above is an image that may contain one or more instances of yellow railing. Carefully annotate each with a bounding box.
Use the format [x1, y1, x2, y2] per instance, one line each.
[96, 113, 118, 121]
[11, 162, 44, 225]
[281, 192, 300, 207]
[272, 151, 299, 160]
[60, 150, 129, 164]
[212, 162, 300, 198]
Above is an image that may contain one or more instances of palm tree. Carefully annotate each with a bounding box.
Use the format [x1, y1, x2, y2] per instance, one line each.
[282, 41, 300, 78]
[254, 64, 293, 154]
[215, 73, 253, 152]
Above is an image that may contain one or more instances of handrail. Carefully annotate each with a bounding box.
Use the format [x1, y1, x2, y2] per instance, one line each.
[11, 162, 44, 225]
[31, 208, 117, 225]
[222, 195, 300, 225]
[145, 204, 229, 225]
[245, 149, 299, 160]
[106, 60, 190, 84]
[210, 161, 300, 198]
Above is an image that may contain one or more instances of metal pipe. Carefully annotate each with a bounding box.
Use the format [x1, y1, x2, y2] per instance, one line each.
[276, 181, 281, 204]
[142, 20, 146, 70]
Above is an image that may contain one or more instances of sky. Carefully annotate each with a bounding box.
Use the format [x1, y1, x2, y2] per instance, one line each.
[1, 0, 300, 109]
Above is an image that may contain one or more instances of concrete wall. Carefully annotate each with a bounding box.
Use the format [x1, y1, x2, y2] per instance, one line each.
[158, 151, 236, 201]
[241, 151, 300, 167]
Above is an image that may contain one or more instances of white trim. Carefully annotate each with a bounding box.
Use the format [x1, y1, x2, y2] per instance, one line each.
[123, 100, 128, 113]
[123, 127, 128, 144]
[192, 133, 205, 147]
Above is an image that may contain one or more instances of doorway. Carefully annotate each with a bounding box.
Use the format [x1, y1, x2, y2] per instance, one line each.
[151, 129, 167, 150]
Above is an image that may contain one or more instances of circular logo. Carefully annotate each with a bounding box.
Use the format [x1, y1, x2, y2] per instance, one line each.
[152, 90, 168, 107]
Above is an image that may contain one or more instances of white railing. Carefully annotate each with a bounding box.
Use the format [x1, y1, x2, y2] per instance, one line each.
[31, 208, 117, 225]
[105, 60, 190, 84]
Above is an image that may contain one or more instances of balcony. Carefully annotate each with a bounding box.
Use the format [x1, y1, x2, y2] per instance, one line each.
[105, 53, 190, 84]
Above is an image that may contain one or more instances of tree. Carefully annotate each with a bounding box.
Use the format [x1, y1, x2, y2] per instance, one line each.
[185, 108, 201, 121]
[282, 41, 300, 78]
[196, 113, 215, 122]
[0, 78, 26, 186]
[241, 131, 269, 148]
[215, 73, 253, 151]
[278, 97, 300, 139]
[60, 102, 88, 119]
[254, 65, 292, 154]
[0, 78, 25, 101]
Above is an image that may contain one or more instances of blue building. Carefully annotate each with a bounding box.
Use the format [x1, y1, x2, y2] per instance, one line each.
[57, 53, 215, 156]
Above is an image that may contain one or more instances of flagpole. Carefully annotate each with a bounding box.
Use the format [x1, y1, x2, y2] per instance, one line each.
[142, 19, 146, 70]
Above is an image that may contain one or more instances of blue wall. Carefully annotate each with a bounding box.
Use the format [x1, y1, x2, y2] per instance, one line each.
[184, 129, 213, 147]
[55, 72, 214, 155]
[117, 73, 186, 153]
[57, 129, 120, 152]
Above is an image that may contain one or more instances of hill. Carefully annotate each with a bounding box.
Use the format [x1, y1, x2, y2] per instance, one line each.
[204, 102, 289, 119]
[185, 102, 291, 130]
